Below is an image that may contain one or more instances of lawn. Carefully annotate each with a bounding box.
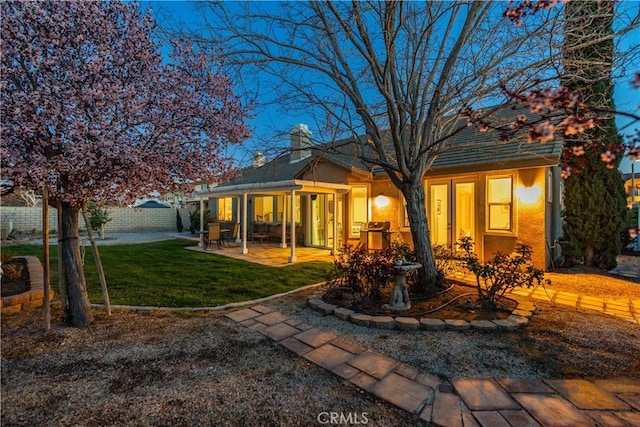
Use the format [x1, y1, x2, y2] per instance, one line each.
[6, 239, 332, 307]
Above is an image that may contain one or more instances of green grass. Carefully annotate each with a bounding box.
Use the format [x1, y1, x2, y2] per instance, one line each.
[5, 239, 332, 307]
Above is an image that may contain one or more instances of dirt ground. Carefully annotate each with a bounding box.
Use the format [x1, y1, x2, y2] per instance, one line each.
[2, 271, 639, 426]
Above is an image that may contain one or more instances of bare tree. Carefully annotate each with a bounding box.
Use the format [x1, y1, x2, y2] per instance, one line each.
[191, 1, 571, 292]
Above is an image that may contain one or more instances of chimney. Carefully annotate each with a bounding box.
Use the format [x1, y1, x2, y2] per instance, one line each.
[290, 123, 312, 163]
[253, 151, 266, 168]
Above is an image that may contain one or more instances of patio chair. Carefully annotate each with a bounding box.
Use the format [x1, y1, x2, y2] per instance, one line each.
[222, 223, 239, 246]
[252, 223, 269, 243]
[205, 222, 221, 249]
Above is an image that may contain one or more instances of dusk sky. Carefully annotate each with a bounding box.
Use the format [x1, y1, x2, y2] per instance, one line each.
[143, 1, 640, 171]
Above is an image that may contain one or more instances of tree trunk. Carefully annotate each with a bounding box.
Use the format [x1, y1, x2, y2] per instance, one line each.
[403, 181, 440, 294]
[585, 244, 595, 267]
[59, 202, 93, 327]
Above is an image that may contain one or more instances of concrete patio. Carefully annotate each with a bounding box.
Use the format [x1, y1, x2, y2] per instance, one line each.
[186, 242, 334, 267]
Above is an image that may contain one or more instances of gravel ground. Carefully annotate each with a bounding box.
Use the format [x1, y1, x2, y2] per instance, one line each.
[2, 273, 639, 426]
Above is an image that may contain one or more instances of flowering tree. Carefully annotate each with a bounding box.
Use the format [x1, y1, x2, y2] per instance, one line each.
[1, 1, 250, 326]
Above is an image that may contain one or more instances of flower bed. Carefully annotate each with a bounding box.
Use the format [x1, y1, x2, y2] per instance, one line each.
[1, 256, 52, 314]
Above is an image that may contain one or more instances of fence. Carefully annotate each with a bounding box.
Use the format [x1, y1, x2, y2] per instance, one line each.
[0, 206, 191, 236]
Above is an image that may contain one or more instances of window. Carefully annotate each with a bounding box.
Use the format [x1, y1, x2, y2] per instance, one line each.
[254, 196, 274, 222]
[217, 197, 233, 222]
[350, 186, 368, 237]
[487, 176, 512, 231]
[276, 195, 301, 222]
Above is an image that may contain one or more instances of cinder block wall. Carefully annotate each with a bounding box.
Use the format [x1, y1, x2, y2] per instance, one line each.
[0, 206, 191, 233]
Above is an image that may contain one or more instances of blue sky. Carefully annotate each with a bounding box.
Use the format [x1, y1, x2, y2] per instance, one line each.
[143, 1, 640, 172]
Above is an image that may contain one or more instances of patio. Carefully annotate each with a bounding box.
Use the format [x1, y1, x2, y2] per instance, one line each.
[186, 242, 334, 267]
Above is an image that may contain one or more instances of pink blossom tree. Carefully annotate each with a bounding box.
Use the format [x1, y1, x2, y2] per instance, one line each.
[1, 1, 250, 326]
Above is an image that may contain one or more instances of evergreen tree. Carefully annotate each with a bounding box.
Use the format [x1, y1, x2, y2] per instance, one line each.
[560, 0, 627, 269]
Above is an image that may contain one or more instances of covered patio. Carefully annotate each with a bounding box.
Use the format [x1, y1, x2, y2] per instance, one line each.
[195, 179, 350, 264]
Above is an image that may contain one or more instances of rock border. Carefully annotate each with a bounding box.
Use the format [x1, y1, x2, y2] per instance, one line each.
[1, 256, 53, 314]
[307, 288, 535, 332]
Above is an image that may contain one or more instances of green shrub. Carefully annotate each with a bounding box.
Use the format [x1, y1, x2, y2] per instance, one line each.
[189, 208, 211, 234]
[459, 237, 549, 309]
[87, 201, 112, 230]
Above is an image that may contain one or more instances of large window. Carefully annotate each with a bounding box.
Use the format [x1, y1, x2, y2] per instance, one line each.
[217, 197, 233, 222]
[487, 176, 512, 231]
[254, 196, 274, 222]
[276, 195, 301, 222]
[350, 186, 368, 237]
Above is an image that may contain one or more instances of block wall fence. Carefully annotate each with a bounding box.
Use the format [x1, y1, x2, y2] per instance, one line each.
[0, 206, 191, 234]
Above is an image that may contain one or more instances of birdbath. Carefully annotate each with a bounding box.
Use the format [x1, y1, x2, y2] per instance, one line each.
[383, 262, 422, 313]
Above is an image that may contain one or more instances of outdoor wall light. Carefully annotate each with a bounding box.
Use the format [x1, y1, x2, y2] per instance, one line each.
[515, 185, 542, 204]
[375, 193, 390, 208]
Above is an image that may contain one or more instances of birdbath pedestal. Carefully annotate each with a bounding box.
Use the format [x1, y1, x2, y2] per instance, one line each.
[383, 262, 422, 313]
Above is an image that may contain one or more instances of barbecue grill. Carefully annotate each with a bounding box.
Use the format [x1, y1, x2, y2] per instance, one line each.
[360, 221, 392, 251]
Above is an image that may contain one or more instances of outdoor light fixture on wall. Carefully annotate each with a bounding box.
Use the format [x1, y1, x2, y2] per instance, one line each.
[515, 185, 542, 204]
[375, 193, 389, 208]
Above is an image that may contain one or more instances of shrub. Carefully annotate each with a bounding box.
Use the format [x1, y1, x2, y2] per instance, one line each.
[328, 244, 396, 304]
[459, 237, 549, 309]
[87, 201, 112, 231]
[189, 208, 211, 234]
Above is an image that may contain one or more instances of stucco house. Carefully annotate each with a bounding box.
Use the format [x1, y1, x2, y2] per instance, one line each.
[195, 110, 564, 268]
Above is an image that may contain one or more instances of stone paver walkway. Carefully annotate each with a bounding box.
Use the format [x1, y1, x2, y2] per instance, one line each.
[510, 287, 639, 323]
[226, 305, 640, 427]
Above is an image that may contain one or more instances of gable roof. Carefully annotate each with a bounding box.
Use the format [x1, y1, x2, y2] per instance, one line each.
[207, 106, 562, 194]
[428, 107, 562, 175]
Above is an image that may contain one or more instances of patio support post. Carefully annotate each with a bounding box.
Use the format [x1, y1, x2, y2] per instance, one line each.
[199, 198, 205, 248]
[241, 192, 249, 254]
[332, 192, 338, 255]
[280, 194, 287, 248]
[235, 196, 242, 243]
[288, 189, 297, 263]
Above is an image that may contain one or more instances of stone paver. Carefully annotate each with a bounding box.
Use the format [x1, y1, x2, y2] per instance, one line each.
[618, 394, 640, 411]
[349, 371, 378, 391]
[595, 378, 640, 394]
[586, 411, 627, 427]
[395, 316, 420, 330]
[293, 328, 336, 348]
[513, 393, 597, 427]
[370, 372, 432, 413]
[545, 379, 629, 410]
[348, 351, 398, 379]
[350, 313, 371, 327]
[333, 307, 354, 320]
[497, 378, 555, 394]
[303, 343, 354, 371]
[472, 410, 511, 427]
[227, 306, 640, 427]
[499, 410, 541, 427]
[452, 378, 520, 411]
[420, 318, 445, 330]
[431, 391, 463, 427]
[254, 311, 290, 326]
[370, 315, 396, 329]
[445, 319, 471, 330]
[259, 322, 301, 342]
[279, 337, 313, 355]
[331, 363, 360, 379]
[225, 308, 261, 322]
[471, 320, 498, 331]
